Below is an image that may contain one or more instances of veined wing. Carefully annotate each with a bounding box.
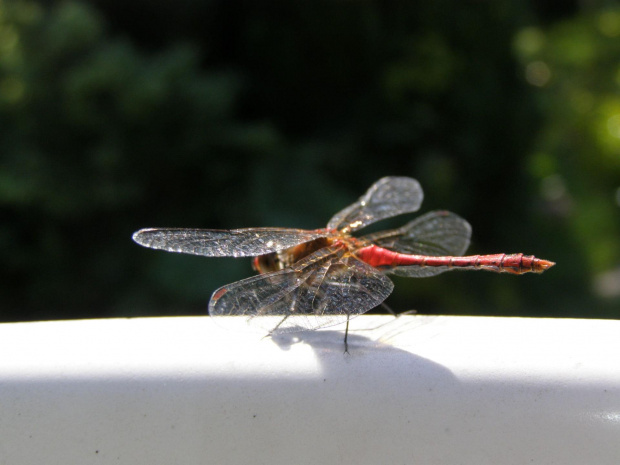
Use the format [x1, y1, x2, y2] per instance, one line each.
[360, 210, 471, 278]
[327, 177, 424, 233]
[209, 246, 394, 334]
[132, 227, 330, 257]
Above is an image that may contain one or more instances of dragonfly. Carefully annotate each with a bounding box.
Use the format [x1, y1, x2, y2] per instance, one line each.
[133, 176, 554, 351]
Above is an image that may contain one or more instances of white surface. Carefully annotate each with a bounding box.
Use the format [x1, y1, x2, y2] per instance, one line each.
[0, 315, 618, 465]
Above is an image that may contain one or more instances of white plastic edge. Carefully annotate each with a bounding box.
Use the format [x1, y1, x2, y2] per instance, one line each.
[0, 315, 618, 464]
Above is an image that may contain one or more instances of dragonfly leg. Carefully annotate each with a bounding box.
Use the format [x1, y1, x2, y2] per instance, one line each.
[381, 302, 417, 318]
[343, 314, 350, 354]
[380, 301, 396, 316]
[270, 315, 289, 335]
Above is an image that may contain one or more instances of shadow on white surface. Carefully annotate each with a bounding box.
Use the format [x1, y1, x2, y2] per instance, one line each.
[0, 316, 618, 464]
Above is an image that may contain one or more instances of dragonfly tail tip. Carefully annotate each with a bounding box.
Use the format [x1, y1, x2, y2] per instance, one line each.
[536, 258, 555, 273]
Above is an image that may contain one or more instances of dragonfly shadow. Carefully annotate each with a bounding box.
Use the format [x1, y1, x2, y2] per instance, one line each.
[269, 314, 434, 354]
[270, 328, 369, 353]
[269, 321, 459, 409]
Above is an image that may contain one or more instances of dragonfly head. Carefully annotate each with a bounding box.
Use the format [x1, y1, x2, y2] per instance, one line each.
[253, 253, 281, 274]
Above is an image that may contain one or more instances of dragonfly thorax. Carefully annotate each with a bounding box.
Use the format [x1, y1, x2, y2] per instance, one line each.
[253, 236, 339, 274]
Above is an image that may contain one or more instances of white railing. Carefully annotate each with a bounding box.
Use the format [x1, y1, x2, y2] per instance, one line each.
[1, 315, 618, 464]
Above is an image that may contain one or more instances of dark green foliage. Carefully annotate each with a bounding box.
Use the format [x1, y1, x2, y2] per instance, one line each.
[0, 1, 618, 322]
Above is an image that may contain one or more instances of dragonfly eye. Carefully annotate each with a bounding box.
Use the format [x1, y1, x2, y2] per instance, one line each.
[253, 253, 282, 274]
[252, 256, 262, 272]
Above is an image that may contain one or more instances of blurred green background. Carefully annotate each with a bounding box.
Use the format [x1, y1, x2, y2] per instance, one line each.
[1, 0, 619, 323]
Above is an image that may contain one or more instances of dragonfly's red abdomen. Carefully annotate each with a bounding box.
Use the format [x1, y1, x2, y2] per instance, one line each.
[355, 245, 554, 275]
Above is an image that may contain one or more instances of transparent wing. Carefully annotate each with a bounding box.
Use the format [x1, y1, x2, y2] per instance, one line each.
[132, 227, 328, 258]
[327, 177, 424, 233]
[387, 265, 453, 278]
[361, 210, 471, 255]
[209, 246, 394, 334]
[361, 210, 472, 278]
